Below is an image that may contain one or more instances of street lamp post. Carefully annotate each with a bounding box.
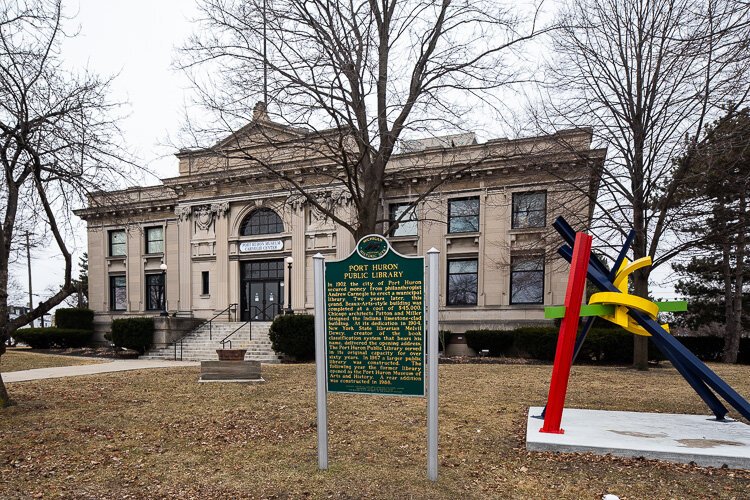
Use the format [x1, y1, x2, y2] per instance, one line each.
[285, 256, 294, 314]
[159, 263, 168, 317]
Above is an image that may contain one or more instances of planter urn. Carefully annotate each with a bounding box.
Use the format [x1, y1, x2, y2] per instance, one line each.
[216, 349, 247, 361]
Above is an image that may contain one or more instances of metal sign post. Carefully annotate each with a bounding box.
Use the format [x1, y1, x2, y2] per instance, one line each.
[426, 247, 439, 481]
[313, 253, 328, 469]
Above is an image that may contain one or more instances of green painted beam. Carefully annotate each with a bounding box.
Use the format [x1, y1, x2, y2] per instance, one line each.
[544, 304, 613, 319]
[544, 301, 687, 319]
[654, 300, 688, 312]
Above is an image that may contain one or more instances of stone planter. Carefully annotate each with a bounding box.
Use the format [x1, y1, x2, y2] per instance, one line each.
[216, 348, 247, 361]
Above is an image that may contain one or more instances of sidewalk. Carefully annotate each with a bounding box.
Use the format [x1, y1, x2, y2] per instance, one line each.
[3, 359, 199, 383]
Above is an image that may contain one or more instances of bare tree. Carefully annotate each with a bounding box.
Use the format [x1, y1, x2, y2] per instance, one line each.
[177, 0, 552, 239]
[533, 0, 750, 369]
[0, 0, 136, 407]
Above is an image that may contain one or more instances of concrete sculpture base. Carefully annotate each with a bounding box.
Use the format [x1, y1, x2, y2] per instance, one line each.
[526, 407, 750, 469]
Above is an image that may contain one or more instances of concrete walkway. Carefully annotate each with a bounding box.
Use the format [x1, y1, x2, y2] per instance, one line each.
[3, 359, 199, 383]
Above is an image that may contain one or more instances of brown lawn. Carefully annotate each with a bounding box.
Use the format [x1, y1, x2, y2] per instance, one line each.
[0, 363, 748, 499]
[1, 350, 102, 373]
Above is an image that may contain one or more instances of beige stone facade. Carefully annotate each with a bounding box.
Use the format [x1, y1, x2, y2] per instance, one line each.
[75, 116, 605, 341]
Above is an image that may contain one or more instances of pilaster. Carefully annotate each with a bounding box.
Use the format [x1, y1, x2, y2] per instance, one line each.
[215, 209, 229, 310]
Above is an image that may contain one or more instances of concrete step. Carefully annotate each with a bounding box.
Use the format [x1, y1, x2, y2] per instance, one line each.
[141, 320, 278, 362]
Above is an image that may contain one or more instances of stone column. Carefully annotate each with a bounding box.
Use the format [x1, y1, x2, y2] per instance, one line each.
[291, 203, 306, 312]
[214, 205, 230, 311]
[165, 220, 179, 313]
[336, 201, 355, 259]
[127, 226, 142, 311]
[175, 206, 192, 313]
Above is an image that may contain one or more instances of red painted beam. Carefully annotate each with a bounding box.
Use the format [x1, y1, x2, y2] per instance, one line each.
[540, 232, 592, 434]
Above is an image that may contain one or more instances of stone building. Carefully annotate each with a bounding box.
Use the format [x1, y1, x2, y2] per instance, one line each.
[75, 111, 605, 358]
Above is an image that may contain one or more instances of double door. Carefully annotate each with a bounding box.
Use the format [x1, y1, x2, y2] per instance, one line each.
[240, 260, 284, 321]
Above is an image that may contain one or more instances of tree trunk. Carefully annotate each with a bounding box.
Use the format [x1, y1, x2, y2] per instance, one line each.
[631, 192, 650, 370]
[0, 344, 9, 408]
[723, 192, 746, 363]
[632, 269, 650, 370]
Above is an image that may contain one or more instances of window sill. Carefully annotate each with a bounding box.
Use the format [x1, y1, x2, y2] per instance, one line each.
[388, 235, 419, 241]
[446, 232, 480, 246]
[106, 255, 126, 261]
[199, 294, 210, 298]
[144, 252, 164, 258]
[447, 231, 480, 238]
[509, 227, 546, 234]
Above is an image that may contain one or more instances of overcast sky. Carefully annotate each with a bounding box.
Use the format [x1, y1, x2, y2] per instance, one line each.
[16, 0, 196, 310]
[15, 0, 677, 313]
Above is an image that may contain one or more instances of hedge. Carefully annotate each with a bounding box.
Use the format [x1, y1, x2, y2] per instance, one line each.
[110, 317, 154, 354]
[464, 326, 750, 364]
[55, 308, 94, 330]
[14, 328, 93, 349]
[269, 314, 315, 361]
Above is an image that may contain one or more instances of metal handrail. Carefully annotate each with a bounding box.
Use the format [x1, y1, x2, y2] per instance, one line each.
[171, 303, 237, 361]
[219, 320, 251, 350]
[206, 303, 238, 340]
[219, 303, 278, 350]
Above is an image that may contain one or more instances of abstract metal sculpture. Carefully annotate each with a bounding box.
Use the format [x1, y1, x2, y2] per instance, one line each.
[540, 217, 750, 434]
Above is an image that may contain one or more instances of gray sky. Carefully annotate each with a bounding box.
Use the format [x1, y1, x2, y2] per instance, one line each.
[14, 0, 678, 312]
[15, 0, 196, 308]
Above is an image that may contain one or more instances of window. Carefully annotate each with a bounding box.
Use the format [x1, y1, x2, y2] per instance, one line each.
[109, 275, 127, 311]
[512, 191, 546, 229]
[201, 271, 209, 295]
[240, 208, 284, 235]
[448, 197, 479, 233]
[145, 227, 164, 254]
[242, 259, 285, 280]
[447, 259, 478, 306]
[389, 203, 417, 237]
[145, 273, 165, 311]
[510, 256, 545, 304]
[109, 230, 126, 257]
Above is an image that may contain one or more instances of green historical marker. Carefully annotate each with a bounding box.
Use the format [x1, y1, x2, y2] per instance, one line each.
[325, 234, 425, 396]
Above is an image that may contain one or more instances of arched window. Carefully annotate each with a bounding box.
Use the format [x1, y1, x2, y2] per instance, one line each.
[240, 208, 284, 235]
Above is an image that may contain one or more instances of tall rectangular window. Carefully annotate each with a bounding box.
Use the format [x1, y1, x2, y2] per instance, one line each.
[109, 230, 126, 257]
[510, 256, 545, 304]
[109, 275, 127, 311]
[201, 271, 210, 295]
[145, 227, 164, 254]
[389, 203, 418, 237]
[447, 259, 478, 306]
[512, 192, 546, 229]
[448, 197, 480, 233]
[146, 273, 165, 310]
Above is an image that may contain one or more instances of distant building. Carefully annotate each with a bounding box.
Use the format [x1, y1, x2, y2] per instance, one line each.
[8, 305, 30, 320]
[75, 112, 605, 352]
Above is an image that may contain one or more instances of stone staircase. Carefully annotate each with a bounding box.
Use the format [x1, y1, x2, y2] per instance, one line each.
[140, 321, 282, 363]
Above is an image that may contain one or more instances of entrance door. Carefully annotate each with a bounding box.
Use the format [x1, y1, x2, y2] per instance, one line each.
[240, 260, 284, 321]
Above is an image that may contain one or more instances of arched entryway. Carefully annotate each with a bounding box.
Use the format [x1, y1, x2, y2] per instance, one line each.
[238, 208, 286, 321]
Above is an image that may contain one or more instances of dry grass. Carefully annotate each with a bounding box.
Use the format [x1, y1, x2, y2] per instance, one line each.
[0, 363, 749, 499]
[1, 350, 102, 373]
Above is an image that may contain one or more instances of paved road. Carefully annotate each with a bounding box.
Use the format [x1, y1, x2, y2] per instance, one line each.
[3, 359, 199, 383]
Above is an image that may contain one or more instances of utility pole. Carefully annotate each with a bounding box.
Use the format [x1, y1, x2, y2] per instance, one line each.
[25, 231, 33, 328]
[263, 0, 267, 105]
